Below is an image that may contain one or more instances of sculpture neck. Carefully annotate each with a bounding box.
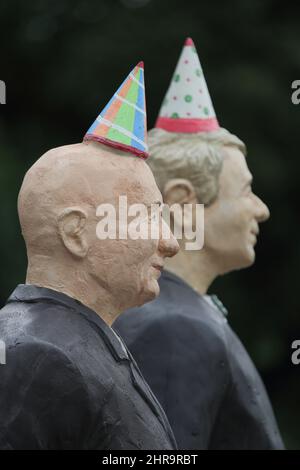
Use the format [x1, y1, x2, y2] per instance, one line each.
[164, 239, 219, 295]
[26, 255, 120, 326]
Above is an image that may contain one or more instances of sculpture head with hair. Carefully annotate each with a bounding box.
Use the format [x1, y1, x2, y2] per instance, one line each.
[149, 39, 269, 292]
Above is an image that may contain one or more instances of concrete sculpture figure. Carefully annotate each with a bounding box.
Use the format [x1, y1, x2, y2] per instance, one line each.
[114, 42, 284, 450]
[0, 63, 179, 450]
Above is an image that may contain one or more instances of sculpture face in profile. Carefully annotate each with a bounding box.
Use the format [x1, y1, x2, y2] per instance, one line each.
[0, 63, 179, 450]
[149, 127, 269, 286]
[114, 40, 284, 450]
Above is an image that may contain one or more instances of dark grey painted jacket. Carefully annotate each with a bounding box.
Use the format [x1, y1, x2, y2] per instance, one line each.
[0, 284, 177, 450]
[114, 271, 284, 450]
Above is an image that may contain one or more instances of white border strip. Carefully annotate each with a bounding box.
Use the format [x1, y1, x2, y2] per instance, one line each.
[129, 72, 144, 89]
[115, 94, 146, 115]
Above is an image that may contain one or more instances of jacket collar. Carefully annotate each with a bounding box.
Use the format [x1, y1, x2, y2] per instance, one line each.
[7, 284, 129, 362]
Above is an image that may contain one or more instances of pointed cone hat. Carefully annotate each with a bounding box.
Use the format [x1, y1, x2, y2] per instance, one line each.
[84, 62, 148, 159]
[155, 38, 219, 133]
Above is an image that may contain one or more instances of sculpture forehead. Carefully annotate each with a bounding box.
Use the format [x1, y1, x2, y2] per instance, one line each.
[218, 147, 251, 196]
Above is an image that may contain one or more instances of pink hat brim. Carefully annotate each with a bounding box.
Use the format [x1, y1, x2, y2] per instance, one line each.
[155, 117, 220, 133]
[83, 134, 149, 159]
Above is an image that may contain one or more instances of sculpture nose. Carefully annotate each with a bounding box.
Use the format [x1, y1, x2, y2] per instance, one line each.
[254, 195, 270, 223]
[158, 220, 179, 258]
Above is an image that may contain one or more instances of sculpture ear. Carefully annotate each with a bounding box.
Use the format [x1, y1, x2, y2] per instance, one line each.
[58, 207, 88, 258]
[163, 178, 197, 207]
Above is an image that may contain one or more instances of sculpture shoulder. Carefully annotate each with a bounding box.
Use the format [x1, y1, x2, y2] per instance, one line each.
[0, 308, 118, 449]
[0, 299, 114, 387]
[0, 336, 103, 449]
[1, 335, 84, 380]
[115, 292, 229, 366]
[221, 322, 265, 383]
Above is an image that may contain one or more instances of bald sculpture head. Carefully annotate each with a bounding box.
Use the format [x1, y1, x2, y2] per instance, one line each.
[19, 142, 151, 258]
[18, 142, 178, 324]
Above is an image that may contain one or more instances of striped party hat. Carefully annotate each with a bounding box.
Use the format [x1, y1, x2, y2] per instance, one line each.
[155, 38, 219, 133]
[84, 62, 148, 159]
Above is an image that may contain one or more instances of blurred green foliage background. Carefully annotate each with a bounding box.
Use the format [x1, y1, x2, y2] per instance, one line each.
[0, 0, 300, 448]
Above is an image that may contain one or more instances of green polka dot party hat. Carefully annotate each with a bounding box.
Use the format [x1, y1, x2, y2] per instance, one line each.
[155, 37, 219, 133]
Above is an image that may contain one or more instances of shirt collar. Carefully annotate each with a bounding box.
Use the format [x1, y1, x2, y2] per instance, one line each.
[162, 270, 229, 319]
[7, 284, 129, 361]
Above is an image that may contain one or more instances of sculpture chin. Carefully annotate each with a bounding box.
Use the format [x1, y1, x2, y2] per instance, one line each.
[137, 278, 160, 307]
[235, 246, 256, 271]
